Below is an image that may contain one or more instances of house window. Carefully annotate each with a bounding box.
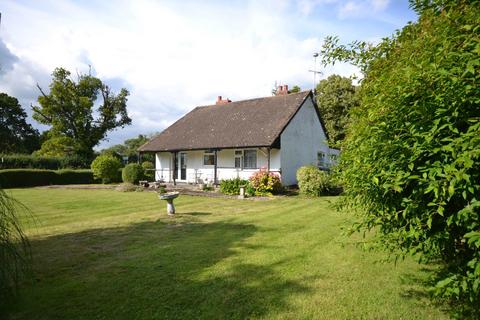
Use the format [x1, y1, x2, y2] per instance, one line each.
[234, 150, 243, 168]
[329, 154, 338, 163]
[243, 150, 257, 169]
[317, 151, 327, 168]
[203, 152, 215, 165]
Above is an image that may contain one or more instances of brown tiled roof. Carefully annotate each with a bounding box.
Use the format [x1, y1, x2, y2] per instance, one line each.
[139, 90, 316, 152]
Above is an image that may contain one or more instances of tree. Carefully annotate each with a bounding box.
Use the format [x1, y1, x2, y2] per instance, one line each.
[32, 68, 131, 159]
[289, 85, 301, 93]
[0, 93, 40, 154]
[322, 1, 480, 315]
[315, 75, 358, 146]
[34, 135, 76, 157]
[101, 134, 154, 163]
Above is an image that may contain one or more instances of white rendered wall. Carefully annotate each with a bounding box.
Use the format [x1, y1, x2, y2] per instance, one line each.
[154, 148, 281, 183]
[280, 97, 330, 185]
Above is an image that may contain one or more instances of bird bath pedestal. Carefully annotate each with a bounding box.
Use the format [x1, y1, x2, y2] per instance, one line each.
[158, 192, 179, 215]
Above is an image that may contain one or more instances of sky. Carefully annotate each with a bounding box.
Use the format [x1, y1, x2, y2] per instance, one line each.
[0, 0, 417, 149]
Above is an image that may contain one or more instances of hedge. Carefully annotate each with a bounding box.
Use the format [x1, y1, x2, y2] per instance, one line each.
[0, 169, 100, 188]
[0, 154, 91, 170]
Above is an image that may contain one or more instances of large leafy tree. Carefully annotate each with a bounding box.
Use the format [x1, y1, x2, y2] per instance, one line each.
[32, 68, 131, 159]
[315, 75, 358, 146]
[0, 93, 40, 154]
[322, 0, 480, 315]
[102, 134, 155, 162]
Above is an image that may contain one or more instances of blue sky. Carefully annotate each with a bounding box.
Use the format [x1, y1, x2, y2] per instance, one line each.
[0, 0, 416, 149]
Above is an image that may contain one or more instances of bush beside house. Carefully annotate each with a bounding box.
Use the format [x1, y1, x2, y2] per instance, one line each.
[249, 169, 282, 196]
[219, 178, 249, 195]
[297, 165, 336, 196]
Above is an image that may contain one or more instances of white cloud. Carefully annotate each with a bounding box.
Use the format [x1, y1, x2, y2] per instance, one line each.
[338, 0, 390, 19]
[0, 0, 403, 149]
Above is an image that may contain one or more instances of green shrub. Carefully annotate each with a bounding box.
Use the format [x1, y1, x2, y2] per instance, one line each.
[141, 161, 155, 181]
[296, 166, 333, 196]
[91, 155, 122, 184]
[122, 163, 144, 184]
[321, 1, 480, 314]
[0, 169, 98, 188]
[219, 178, 249, 195]
[245, 183, 255, 197]
[249, 169, 282, 196]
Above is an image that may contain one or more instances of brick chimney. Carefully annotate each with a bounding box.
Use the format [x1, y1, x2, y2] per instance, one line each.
[276, 84, 289, 95]
[216, 95, 232, 105]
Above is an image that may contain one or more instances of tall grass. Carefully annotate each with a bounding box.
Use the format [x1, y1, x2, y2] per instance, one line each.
[0, 188, 31, 313]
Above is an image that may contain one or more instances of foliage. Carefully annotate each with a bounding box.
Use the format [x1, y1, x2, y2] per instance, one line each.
[289, 85, 301, 93]
[34, 135, 76, 157]
[32, 67, 131, 159]
[0, 169, 98, 188]
[245, 183, 256, 197]
[141, 161, 155, 181]
[0, 188, 31, 315]
[296, 166, 335, 196]
[249, 169, 282, 196]
[101, 134, 155, 163]
[219, 178, 249, 195]
[122, 163, 144, 184]
[157, 186, 166, 194]
[322, 0, 480, 314]
[0, 153, 90, 170]
[315, 75, 358, 146]
[91, 155, 122, 184]
[0, 92, 40, 154]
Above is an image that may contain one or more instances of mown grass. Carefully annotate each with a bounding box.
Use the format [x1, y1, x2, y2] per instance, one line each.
[6, 188, 447, 319]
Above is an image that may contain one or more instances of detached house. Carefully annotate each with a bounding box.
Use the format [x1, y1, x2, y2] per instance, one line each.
[138, 86, 339, 186]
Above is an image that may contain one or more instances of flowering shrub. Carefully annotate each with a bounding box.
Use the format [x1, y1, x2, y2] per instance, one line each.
[249, 169, 282, 196]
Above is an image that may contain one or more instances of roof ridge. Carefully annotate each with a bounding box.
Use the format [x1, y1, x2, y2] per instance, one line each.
[196, 90, 311, 109]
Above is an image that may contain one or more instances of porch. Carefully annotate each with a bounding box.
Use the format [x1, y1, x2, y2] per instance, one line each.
[153, 147, 281, 185]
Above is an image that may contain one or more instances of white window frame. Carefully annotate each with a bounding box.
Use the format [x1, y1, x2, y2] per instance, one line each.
[317, 151, 327, 168]
[243, 149, 257, 169]
[203, 152, 215, 166]
[234, 150, 243, 169]
[233, 149, 257, 170]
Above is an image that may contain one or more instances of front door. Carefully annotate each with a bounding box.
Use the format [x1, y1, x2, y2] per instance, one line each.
[179, 153, 187, 180]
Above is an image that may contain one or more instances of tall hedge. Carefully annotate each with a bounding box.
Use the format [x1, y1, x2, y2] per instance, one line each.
[322, 0, 480, 315]
[0, 169, 98, 188]
[0, 154, 90, 170]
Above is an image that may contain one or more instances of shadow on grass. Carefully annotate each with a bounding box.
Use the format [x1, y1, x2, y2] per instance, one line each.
[11, 219, 309, 320]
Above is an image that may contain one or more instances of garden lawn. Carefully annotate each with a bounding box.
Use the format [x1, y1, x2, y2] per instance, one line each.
[7, 188, 447, 319]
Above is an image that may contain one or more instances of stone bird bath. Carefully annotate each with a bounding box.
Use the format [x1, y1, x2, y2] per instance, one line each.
[158, 192, 179, 215]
